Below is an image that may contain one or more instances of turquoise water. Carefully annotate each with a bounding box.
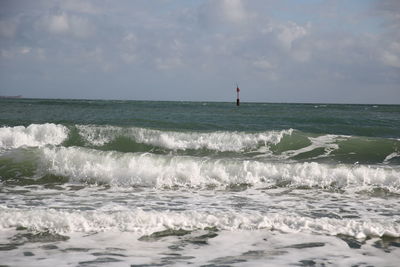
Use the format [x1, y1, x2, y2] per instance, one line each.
[1, 99, 400, 266]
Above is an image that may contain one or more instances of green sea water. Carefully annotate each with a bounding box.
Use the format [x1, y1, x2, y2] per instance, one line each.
[1, 98, 400, 266]
[1, 99, 399, 165]
[2, 99, 399, 136]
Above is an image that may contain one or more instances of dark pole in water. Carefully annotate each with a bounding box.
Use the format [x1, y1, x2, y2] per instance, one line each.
[236, 83, 240, 106]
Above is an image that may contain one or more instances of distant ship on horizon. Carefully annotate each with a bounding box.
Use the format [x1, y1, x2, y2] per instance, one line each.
[0, 95, 22, 99]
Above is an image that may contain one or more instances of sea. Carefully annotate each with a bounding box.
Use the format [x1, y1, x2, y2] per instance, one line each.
[0, 98, 399, 267]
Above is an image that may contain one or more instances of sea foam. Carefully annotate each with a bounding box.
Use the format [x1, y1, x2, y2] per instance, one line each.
[0, 124, 68, 149]
[40, 146, 400, 191]
[76, 125, 292, 151]
[1, 207, 398, 239]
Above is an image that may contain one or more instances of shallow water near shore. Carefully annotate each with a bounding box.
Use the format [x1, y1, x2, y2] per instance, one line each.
[1, 99, 400, 266]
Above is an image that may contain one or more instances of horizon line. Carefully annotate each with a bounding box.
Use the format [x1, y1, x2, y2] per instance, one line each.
[1, 97, 399, 106]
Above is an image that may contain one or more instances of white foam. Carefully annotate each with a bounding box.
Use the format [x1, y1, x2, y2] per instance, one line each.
[76, 125, 292, 152]
[0, 207, 398, 239]
[281, 134, 346, 159]
[384, 152, 400, 164]
[0, 124, 68, 149]
[39, 146, 400, 191]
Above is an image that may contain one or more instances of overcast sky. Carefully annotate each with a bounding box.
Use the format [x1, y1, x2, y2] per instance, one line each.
[0, 0, 399, 103]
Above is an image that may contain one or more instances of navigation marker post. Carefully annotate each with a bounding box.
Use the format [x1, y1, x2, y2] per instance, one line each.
[236, 83, 240, 106]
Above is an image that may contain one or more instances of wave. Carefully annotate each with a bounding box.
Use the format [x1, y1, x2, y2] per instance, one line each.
[75, 125, 292, 152]
[1, 207, 398, 239]
[1, 123, 399, 164]
[0, 124, 68, 149]
[74, 125, 400, 164]
[3, 147, 388, 191]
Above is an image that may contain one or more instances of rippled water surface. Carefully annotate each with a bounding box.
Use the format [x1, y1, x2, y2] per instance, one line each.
[1, 99, 400, 266]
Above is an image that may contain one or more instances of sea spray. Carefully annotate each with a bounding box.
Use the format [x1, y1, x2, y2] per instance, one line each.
[76, 125, 293, 151]
[36, 146, 400, 191]
[0, 124, 68, 149]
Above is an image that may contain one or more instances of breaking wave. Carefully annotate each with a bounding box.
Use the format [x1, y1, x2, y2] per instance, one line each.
[1, 207, 398, 239]
[70, 125, 400, 164]
[26, 146, 398, 191]
[75, 125, 292, 152]
[1, 124, 399, 164]
[0, 124, 68, 149]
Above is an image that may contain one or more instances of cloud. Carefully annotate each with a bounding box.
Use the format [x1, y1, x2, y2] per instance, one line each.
[373, 0, 400, 24]
[276, 22, 309, 50]
[155, 57, 183, 70]
[0, 19, 17, 38]
[0, 46, 46, 61]
[0, 49, 13, 59]
[370, 1, 400, 68]
[43, 12, 94, 38]
[381, 42, 400, 68]
[47, 13, 69, 33]
[61, 0, 102, 15]
[221, 0, 247, 23]
[197, 0, 249, 27]
[120, 33, 138, 63]
[1, 0, 399, 103]
[19, 46, 31, 54]
[253, 57, 275, 70]
[82, 47, 114, 72]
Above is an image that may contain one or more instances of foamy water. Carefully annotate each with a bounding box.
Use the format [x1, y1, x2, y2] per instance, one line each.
[76, 124, 293, 151]
[0, 124, 68, 149]
[1, 100, 399, 266]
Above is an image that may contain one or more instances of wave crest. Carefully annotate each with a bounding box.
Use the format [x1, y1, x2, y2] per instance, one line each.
[76, 125, 292, 152]
[40, 147, 400, 191]
[0, 123, 68, 149]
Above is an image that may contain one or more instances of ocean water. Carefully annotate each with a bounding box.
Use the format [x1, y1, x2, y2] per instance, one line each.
[0, 98, 399, 267]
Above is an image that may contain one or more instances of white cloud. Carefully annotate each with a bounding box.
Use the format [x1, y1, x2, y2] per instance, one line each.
[86, 47, 103, 62]
[292, 48, 311, 62]
[277, 22, 309, 50]
[48, 13, 69, 33]
[68, 15, 94, 38]
[0, 47, 44, 60]
[1, 0, 399, 102]
[83, 47, 114, 72]
[381, 41, 400, 68]
[0, 20, 17, 38]
[123, 33, 137, 43]
[61, 0, 101, 14]
[197, 0, 248, 27]
[370, 2, 400, 69]
[19, 47, 31, 54]
[381, 51, 400, 67]
[35, 48, 46, 60]
[120, 33, 138, 63]
[222, 0, 246, 23]
[44, 13, 94, 38]
[1, 49, 13, 59]
[252, 58, 279, 81]
[373, 0, 400, 25]
[259, 20, 312, 62]
[253, 58, 275, 70]
[155, 57, 183, 70]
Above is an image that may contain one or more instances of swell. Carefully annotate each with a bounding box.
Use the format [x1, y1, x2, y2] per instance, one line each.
[2, 146, 399, 192]
[72, 125, 400, 164]
[74, 125, 292, 152]
[1, 123, 399, 164]
[1, 207, 398, 239]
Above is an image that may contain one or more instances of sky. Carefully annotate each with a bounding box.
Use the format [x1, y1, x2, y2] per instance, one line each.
[0, 0, 399, 104]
